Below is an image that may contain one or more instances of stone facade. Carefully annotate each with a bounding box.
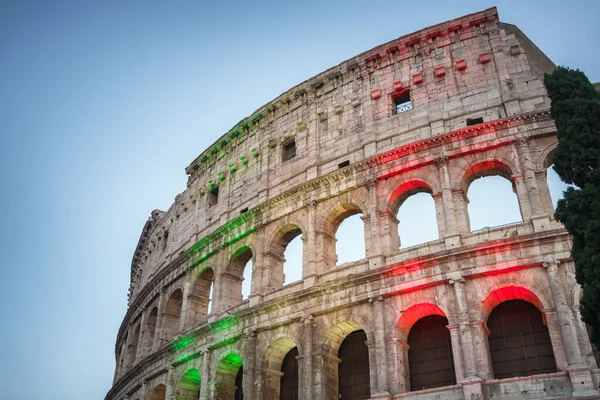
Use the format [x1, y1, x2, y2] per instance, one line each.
[106, 8, 600, 400]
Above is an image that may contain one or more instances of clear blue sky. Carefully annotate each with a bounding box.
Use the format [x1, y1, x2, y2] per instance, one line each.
[0, 1, 598, 399]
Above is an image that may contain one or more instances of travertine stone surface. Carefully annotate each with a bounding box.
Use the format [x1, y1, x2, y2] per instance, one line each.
[107, 7, 600, 400]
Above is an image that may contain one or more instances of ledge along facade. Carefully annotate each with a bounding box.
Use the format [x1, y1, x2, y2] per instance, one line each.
[107, 7, 600, 400]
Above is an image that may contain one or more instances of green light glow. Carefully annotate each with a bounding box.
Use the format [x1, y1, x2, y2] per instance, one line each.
[240, 156, 249, 165]
[209, 315, 239, 333]
[172, 334, 196, 352]
[173, 351, 200, 366]
[220, 353, 243, 373]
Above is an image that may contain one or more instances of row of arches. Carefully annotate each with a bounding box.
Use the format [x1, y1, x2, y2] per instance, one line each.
[119, 155, 567, 376]
[144, 294, 590, 400]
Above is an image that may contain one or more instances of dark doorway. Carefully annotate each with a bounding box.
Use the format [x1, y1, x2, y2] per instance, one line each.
[338, 330, 370, 399]
[280, 347, 299, 400]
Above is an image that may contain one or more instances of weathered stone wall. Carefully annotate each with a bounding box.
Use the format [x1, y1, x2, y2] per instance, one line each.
[107, 7, 600, 400]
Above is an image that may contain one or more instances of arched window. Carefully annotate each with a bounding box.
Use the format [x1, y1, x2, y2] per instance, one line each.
[338, 330, 370, 400]
[162, 289, 183, 341]
[150, 384, 166, 400]
[397, 192, 438, 248]
[267, 226, 303, 289]
[467, 175, 522, 231]
[546, 165, 568, 210]
[143, 307, 158, 354]
[128, 325, 141, 367]
[335, 213, 365, 265]
[488, 300, 557, 379]
[280, 347, 299, 400]
[224, 247, 253, 308]
[187, 267, 214, 328]
[407, 315, 455, 391]
[283, 234, 303, 284]
[176, 369, 200, 400]
[215, 353, 243, 399]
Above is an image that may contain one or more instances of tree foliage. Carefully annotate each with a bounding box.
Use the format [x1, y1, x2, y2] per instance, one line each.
[544, 67, 600, 348]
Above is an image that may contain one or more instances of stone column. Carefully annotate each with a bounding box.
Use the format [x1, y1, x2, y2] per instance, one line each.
[199, 349, 211, 400]
[435, 157, 460, 245]
[573, 305, 598, 368]
[511, 174, 533, 222]
[140, 381, 148, 400]
[516, 138, 543, 217]
[135, 308, 147, 364]
[303, 200, 319, 288]
[432, 192, 447, 238]
[451, 188, 470, 234]
[450, 278, 478, 379]
[470, 320, 493, 380]
[369, 296, 390, 395]
[544, 261, 585, 367]
[544, 261, 598, 397]
[243, 330, 257, 400]
[446, 324, 465, 382]
[543, 308, 568, 370]
[178, 280, 192, 333]
[365, 178, 385, 270]
[164, 367, 175, 400]
[377, 208, 400, 255]
[301, 314, 315, 400]
[249, 224, 265, 306]
[153, 288, 167, 351]
[393, 339, 410, 392]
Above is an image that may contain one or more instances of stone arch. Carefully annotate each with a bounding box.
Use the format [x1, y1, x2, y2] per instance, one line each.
[215, 352, 243, 400]
[389, 178, 440, 249]
[128, 324, 141, 367]
[142, 307, 158, 355]
[396, 302, 447, 342]
[320, 317, 372, 400]
[221, 246, 253, 309]
[162, 288, 183, 342]
[176, 368, 201, 400]
[187, 266, 214, 328]
[322, 201, 367, 266]
[480, 284, 548, 322]
[322, 315, 372, 353]
[150, 384, 166, 400]
[487, 299, 557, 379]
[540, 142, 558, 170]
[388, 178, 435, 214]
[262, 336, 300, 400]
[266, 223, 304, 289]
[460, 159, 516, 194]
[460, 159, 523, 230]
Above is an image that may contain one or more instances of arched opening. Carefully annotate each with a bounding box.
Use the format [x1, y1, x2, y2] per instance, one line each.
[162, 289, 183, 342]
[283, 234, 303, 284]
[267, 225, 303, 289]
[407, 315, 455, 391]
[128, 325, 141, 367]
[215, 353, 243, 399]
[546, 166, 569, 210]
[263, 336, 299, 400]
[235, 366, 244, 400]
[338, 330, 370, 400]
[390, 180, 438, 249]
[143, 307, 158, 355]
[487, 300, 557, 379]
[398, 193, 438, 248]
[176, 369, 200, 400]
[225, 247, 253, 308]
[280, 347, 299, 400]
[150, 384, 166, 400]
[328, 204, 366, 265]
[464, 162, 522, 231]
[187, 267, 214, 328]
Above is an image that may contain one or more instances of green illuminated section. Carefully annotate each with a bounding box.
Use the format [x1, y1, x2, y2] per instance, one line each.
[172, 334, 196, 352]
[209, 315, 239, 333]
[220, 353, 243, 373]
[173, 351, 200, 366]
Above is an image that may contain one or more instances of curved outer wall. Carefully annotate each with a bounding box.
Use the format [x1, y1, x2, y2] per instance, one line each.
[107, 7, 600, 400]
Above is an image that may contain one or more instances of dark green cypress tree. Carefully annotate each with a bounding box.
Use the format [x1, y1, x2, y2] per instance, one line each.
[544, 67, 600, 348]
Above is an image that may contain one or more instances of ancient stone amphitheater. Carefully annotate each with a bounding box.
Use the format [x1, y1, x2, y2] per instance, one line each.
[106, 7, 600, 400]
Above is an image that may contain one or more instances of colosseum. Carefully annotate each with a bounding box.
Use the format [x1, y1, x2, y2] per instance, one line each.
[106, 7, 600, 400]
